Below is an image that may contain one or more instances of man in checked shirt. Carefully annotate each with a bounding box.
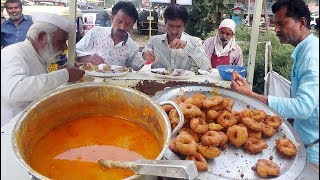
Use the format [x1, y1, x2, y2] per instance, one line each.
[132, 4, 211, 72]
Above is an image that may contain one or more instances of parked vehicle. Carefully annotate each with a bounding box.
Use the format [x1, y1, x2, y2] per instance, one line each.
[137, 10, 158, 35]
[82, 9, 111, 33]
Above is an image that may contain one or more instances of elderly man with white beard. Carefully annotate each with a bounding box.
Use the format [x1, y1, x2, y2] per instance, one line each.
[1, 12, 85, 127]
[203, 18, 243, 68]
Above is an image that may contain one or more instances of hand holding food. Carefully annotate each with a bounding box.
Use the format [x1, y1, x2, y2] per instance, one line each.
[66, 67, 85, 82]
[169, 39, 187, 49]
[142, 50, 158, 63]
[77, 53, 105, 65]
[230, 74, 252, 96]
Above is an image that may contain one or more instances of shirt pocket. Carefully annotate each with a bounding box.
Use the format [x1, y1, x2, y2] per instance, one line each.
[290, 73, 299, 98]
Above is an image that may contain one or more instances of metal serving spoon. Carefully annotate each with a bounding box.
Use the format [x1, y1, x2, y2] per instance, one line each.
[98, 159, 198, 180]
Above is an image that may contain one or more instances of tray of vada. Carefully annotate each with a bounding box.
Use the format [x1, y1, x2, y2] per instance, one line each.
[152, 85, 306, 179]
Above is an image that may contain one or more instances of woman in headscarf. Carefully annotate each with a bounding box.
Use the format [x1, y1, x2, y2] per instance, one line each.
[203, 18, 243, 68]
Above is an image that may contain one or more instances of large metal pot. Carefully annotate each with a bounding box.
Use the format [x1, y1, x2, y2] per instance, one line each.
[11, 83, 181, 180]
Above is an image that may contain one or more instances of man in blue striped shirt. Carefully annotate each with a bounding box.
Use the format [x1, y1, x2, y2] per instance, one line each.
[231, 0, 319, 165]
[1, 0, 33, 48]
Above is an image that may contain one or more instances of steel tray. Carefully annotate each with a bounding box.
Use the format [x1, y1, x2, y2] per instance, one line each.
[152, 85, 306, 180]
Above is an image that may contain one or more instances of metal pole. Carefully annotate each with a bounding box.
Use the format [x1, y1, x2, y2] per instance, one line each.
[248, 0, 250, 25]
[68, 0, 77, 66]
[247, 0, 263, 87]
[171, 0, 176, 4]
[263, 0, 272, 71]
[149, 1, 152, 38]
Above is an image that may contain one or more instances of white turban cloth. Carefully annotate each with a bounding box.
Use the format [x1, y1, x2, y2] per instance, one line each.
[219, 18, 236, 34]
[214, 18, 236, 57]
[32, 12, 74, 33]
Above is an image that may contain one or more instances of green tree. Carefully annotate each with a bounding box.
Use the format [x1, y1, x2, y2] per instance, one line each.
[185, 0, 229, 39]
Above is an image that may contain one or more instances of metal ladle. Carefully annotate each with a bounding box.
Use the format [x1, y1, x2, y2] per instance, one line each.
[98, 159, 198, 180]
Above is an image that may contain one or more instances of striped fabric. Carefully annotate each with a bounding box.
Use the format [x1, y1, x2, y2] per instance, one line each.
[132, 32, 211, 72]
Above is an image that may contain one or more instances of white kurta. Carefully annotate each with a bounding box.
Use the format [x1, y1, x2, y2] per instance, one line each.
[76, 26, 139, 68]
[1, 39, 69, 127]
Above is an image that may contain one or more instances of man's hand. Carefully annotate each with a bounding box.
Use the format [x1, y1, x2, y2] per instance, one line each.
[142, 50, 158, 63]
[230, 76, 252, 96]
[169, 39, 187, 49]
[77, 53, 105, 65]
[66, 67, 85, 82]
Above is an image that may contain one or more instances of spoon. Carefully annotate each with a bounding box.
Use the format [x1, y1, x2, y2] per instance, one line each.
[98, 159, 198, 180]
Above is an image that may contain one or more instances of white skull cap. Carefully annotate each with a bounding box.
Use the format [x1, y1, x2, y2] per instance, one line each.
[32, 12, 74, 33]
[219, 18, 236, 34]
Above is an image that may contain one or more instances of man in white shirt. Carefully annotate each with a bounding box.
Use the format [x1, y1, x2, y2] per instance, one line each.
[132, 4, 211, 72]
[1, 12, 85, 127]
[76, 1, 139, 68]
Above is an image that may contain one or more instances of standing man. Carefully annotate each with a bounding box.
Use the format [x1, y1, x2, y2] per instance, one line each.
[132, 4, 211, 71]
[203, 18, 243, 68]
[1, 0, 33, 48]
[76, 1, 139, 68]
[231, 0, 319, 165]
[1, 12, 85, 127]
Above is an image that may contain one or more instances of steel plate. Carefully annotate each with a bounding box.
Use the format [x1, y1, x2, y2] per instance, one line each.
[152, 85, 306, 180]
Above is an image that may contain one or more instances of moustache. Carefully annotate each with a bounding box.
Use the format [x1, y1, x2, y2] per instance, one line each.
[113, 29, 128, 38]
[220, 37, 227, 42]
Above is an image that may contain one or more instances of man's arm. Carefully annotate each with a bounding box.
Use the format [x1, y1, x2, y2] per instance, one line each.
[233, 45, 244, 66]
[1, 56, 69, 103]
[230, 76, 268, 104]
[131, 37, 155, 70]
[76, 27, 96, 59]
[268, 63, 319, 119]
[1, 32, 4, 48]
[183, 36, 211, 70]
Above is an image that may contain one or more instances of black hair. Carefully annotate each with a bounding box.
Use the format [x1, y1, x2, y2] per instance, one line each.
[272, 0, 311, 29]
[163, 4, 188, 25]
[112, 1, 139, 23]
[5, 0, 22, 8]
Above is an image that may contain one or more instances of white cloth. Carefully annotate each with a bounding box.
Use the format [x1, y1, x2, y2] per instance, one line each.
[1, 39, 69, 127]
[76, 26, 139, 67]
[213, 34, 236, 57]
[219, 18, 236, 34]
[264, 71, 291, 98]
[32, 12, 74, 33]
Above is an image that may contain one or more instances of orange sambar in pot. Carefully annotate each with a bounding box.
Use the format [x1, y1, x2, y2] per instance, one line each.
[28, 116, 161, 180]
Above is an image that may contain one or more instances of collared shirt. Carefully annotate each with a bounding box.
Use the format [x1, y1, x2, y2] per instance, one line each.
[132, 32, 211, 72]
[1, 15, 33, 47]
[203, 36, 243, 66]
[76, 26, 139, 67]
[1, 39, 69, 127]
[268, 34, 319, 164]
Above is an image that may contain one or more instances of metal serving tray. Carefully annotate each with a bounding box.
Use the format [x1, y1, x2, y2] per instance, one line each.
[152, 85, 306, 180]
